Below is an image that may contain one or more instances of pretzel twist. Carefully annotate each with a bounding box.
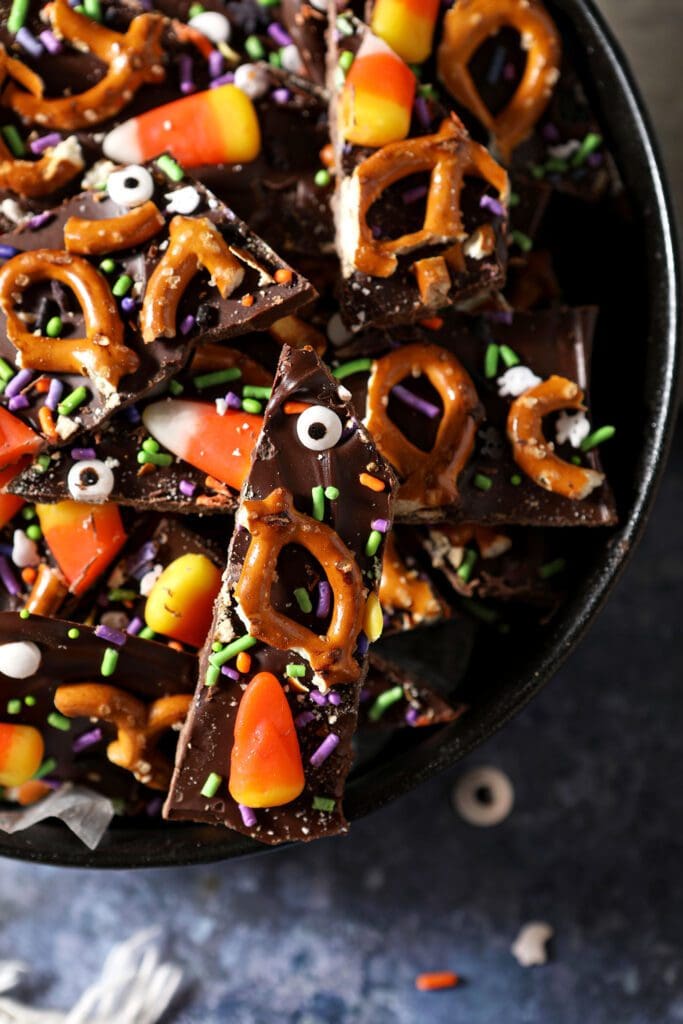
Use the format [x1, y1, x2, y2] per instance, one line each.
[507, 375, 604, 499]
[437, 0, 562, 162]
[365, 344, 481, 511]
[0, 250, 139, 396]
[140, 216, 245, 343]
[54, 683, 192, 790]
[64, 201, 165, 255]
[2, 0, 166, 131]
[234, 488, 366, 688]
[379, 534, 444, 623]
[0, 134, 83, 199]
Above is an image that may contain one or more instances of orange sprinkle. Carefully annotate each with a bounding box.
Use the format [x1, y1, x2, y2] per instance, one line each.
[320, 142, 335, 168]
[171, 18, 214, 59]
[21, 567, 36, 585]
[167, 640, 184, 652]
[236, 651, 251, 673]
[38, 405, 58, 441]
[137, 462, 156, 477]
[241, 293, 255, 307]
[274, 269, 293, 285]
[16, 779, 52, 806]
[283, 401, 311, 415]
[34, 377, 51, 394]
[359, 472, 386, 492]
[420, 316, 444, 331]
[415, 972, 459, 992]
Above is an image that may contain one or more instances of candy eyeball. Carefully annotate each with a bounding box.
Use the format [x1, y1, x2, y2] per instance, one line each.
[296, 405, 343, 451]
[107, 164, 154, 208]
[0, 641, 41, 679]
[451, 765, 514, 827]
[234, 63, 270, 100]
[67, 459, 115, 502]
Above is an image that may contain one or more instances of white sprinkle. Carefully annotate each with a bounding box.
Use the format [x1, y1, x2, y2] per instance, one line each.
[497, 365, 542, 397]
[165, 185, 201, 215]
[140, 564, 163, 597]
[555, 409, 590, 448]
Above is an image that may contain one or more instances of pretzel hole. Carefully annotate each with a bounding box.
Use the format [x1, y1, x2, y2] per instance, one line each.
[367, 172, 431, 243]
[468, 28, 525, 118]
[386, 374, 444, 453]
[461, 175, 503, 235]
[273, 543, 332, 632]
[15, 281, 82, 338]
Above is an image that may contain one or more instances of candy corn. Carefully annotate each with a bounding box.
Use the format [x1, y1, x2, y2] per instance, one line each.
[142, 400, 261, 492]
[371, 0, 440, 64]
[0, 724, 44, 787]
[0, 408, 43, 472]
[340, 33, 416, 147]
[102, 85, 261, 169]
[0, 463, 25, 529]
[228, 672, 305, 808]
[145, 553, 222, 648]
[36, 500, 127, 596]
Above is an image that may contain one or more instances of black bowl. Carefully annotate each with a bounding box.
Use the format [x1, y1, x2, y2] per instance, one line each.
[2, 0, 679, 867]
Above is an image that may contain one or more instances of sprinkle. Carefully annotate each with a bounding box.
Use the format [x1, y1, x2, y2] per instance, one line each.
[156, 154, 185, 182]
[359, 472, 385, 492]
[235, 651, 251, 674]
[0, 359, 14, 383]
[33, 757, 57, 780]
[67, 627, 80, 639]
[27, 211, 54, 231]
[356, 631, 369, 656]
[580, 425, 616, 452]
[205, 664, 220, 686]
[8, 395, 29, 412]
[5, 368, 34, 399]
[1, 124, 26, 157]
[0, 556, 20, 595]
[38, 29, 61, 54]
[312, 796, 336, 812]
[310, 733, 339, 767]
[72, 727, 102, 753]
[405, 707, 419, 725]
[242, 398, 262, 414]
[391, 384, 440, 419]
[368, 685, 403, 721]
[95, 624, 127, 646]
[473, 473, 493, 492]
[339, 50, 354, 72]
[333, 358, 372, 380]
[224, 391, 241, 410]
[179, 479, 197, 497]
[311, 485, 325, 521]
[112, 274, 133, 297]
[371, 518, 389, 533]
[572, 132, 602, 167]
[47, 712, 71, 732]
[295, 710, 315, 727]
[238, 803, 257, 827]
[100, 647, 119, 677]
[125, 617, 143, 636]
[325, 486, 339, 500]
[7, 0, 30, 34]
[0, 245, 18, 262]
[194, 367, 242, 391]
[538, 557, 566, 580]
[241, 293, 255, 307]
[365, 530, 382, 557]
[402, 184, 428, 205]
[19, 609, 30, 619]
[294, 587, 313, 614]
[511, 230, 533, 253]
[178, 53, 195, 94]
[498, 344, 520, 368]
[314, 580, 331, 619]
[168, 380, 184, 397]
[313, 167, 332, 188]
[570, 454, 582, 465]
[43, 315, 64, 339]
[21, 507, 35, 521]
[268, 53, 282, 69]
[267, 22, 291, 46]
[221, 665, 240, 681]
[480, 194, 505, 217]
[24, 695, 36, 707]
[109, 589, 137, 602]
[6, 699, 21, 715]
[284, 401, 310, 415]
[464, 599, 498, 624]
[137, 451, 173, 467]
[274, 269, 293, 285]
[209, 634, 257, 668]
[310, 690, 326, 706]
[200, 772, 222, 798]
[242, 385, 271, 399]
[210, 71, 235, 88]
[484, 342, 500, 379]
[58, 385, 88, 417]
[121, 296, 137, 314]
[142, 437, 160, 454]
[416, 972, 459, 992]
[25, 524, 41, 541]
[457, 548, 477, 582]
[286, 664, 306, 678]
[244, 35, 264, 60]
[83, 0, 101, 18]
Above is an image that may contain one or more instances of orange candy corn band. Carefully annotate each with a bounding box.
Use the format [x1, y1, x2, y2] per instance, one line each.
[0, 724, 44, 787]
[36, 500, 127, 596]
[340, 34, 416, 147]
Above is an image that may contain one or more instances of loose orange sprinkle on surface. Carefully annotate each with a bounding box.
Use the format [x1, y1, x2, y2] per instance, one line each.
[320, 143, 335, 168]
[420, 316, 444, 331]
[274, 269, 293, 285]
[236, 651, 251, 673]
[34, 378, 51, 394]
[241, 293, 255, 307]
[359, 472, 386, 492]
[38, 406, 58, 441]
[21, 567, 36, 585]
[415, 972, 459, 991]
[284, 401, 311, 415]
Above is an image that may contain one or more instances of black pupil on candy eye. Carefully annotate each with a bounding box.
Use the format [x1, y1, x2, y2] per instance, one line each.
[80, 468, 99, 486]
[124, 177, 138, 190]
[308, 422, 327, 441]
[475, 785, 493, 805]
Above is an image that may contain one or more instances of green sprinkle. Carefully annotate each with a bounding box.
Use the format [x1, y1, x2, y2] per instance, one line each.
[312, 796, 336, 812]
[139, 626, 156, 640]
[570, 454, 583, 466]
[47, 712, 71, 732]
[530, 164, 546, 180]
[35, 454, 51, 472]
[200, 771, 222, 798]
[188, 1, 205, 15]
[24, 695, 36, 707]
[511, 230, 533, 253]
[419, 83, 438, 100]
[205, 664, 220, 686]
[242, 385, 271, 400]
[457, 548, 478, 582]
[112, 274, 133, 297]
[311, 485, 325, 522]
[7, 0, 30, 33]
[464, 599, 498, 624]
[336, 14, 353, 34]
[242, 398, 262, 414]
[508, 191, 520, 208]
[368, 685, 404, 722]
[545, 157, 569, 174]
[6, 699, 21, 715]
[268, 51, 282, 68]
[580, 425, 616, 452]
[333, 358, 372, 380]
[83, 0, 101, 19]
[285, 664, 306, 678]
[156, 154, 185, 182]
[100, 647, 119, 677]
[25, 524, 41, 541]
[209, 634, 256, 668]
[365, 529, 382, 557]
[294, 587, 313, 614]
[33, 757, 57, 780]
[57, 385, 88, 417]
[510, 473, 522, 486]
[0, 359, 14, 383]
[499, 344, 520, 368]
[137, 451, 173, 467]
[72, 5, 84, 11]
[211, 641, 223, 653]
[107, 589, 137, 602]
[339, 50, 354, 73]
[325, 486, 339, 500]
[473, 473, 493, 492]
[99, 258, 116, 274]
[141, 437, 160, 454]
[244, 35, 265, 60]
[21, 507, 36, 521]
[193, 367, 241, 390]
[67, 627, 80, 639]
[572, 132, 602, 167]
[45, 315, 62, 338]
[19, 609, 30, 620]
[314, 168, 331, 188]
[1, 125, 25, 158]
[169, 379, 184, 396]
[257, 0, 280, 6]
[484, 343, 499, 379]
[538, 557, 566, 580]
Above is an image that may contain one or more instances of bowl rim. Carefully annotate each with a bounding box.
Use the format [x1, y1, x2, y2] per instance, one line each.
[0, 0, 679, 868]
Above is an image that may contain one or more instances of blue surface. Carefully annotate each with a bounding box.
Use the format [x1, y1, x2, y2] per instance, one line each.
[0, 423, 680, 1023]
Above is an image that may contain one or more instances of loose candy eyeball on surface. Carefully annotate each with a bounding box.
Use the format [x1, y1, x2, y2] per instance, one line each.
[0, 641, 42, 679]
[452, 765, 514, 826]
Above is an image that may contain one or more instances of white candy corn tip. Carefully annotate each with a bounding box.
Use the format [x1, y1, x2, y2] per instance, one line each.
[102, 120, 143, 165]
[143, 400, 204, 460]
[0, 641, 41, 679]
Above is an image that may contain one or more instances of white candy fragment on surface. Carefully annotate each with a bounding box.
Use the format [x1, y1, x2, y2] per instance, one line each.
[0, 641, 41, 679]
[234, 62, 269, 100]
[140, 564, 163, 597]
[164, 185, 201, 215]
[497, 365, 542, 397]
[555, 409, 590, 448]
[11, 529, 40, 568]
[511, 922, 554, 967]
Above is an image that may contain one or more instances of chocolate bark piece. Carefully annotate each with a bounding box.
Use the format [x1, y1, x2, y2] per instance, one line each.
[333, 306, 617, 526]
[380, 527, 451, 635]
[164, 344, 396, 844]
[326, 13, 509, 331]
[0, 611, 195, 809]
[280, 0, 329, 83]
[0, 159, 314, 451]
[361, 653, 466, 730]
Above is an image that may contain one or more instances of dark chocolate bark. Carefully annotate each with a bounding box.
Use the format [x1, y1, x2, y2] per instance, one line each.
[361, 652, 466, 730]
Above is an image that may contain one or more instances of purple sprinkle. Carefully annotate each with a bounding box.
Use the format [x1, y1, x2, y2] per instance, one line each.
[95, 623, 127, 646]
[45, 378, 63, 412]
[145, 796, 164, 817]
[485, 309, 514, 325]
[38, 29, 62, 54]
[178, 54, 195, 94]
[414, 95, 431, 128]
[16, 27, 43, 58]
[391, 383, 440, 419]
[487, 44, 506, 85]
[542, 122, 560, 142]
[371, 224, 383, 239]
[356, 632, 369, 657]
[272, 87, 291, 105]
[359, 688, 371, 702]
[30, 132, 61, 155]
[221, 665, 240, 681]
[138, 0, 153, 9]
[267, 22, 292, 46]
[238, 803, 257, 827]
[179, 479, 196, 497]
[480, 194, 505, 217]
[72, 727, 103, 753]
[402, 184, 427, 205]
[180, 314, 195, 335]
[328, 691, 341, 706]
[120, 296, 137, 314]
[587, 152, 604, 168]
[310, 690, 327, 706]
[0, 556, 20, 596]
[126, 541, 158, 579]
[295, 711, 315, 728]
[225, 390, 241, 410]
[208, 49, 224, 79]
[8, 395, 29, 411]
[124, 405, 141, 424]
[503, 61, 516, 81]
[405, 707, 419, 726]
[0, 544, 12, 557]
[210, 72, 234, 89]
[126, 616, 143, 636]
[0, 245, 18, 261]
[310, 733, 339, 767]
[316, 580, 331, 618]
[27, 211, 54, 230]
[5, 369, 34, 399]
[371, 518, 389, 533]
[71, 447, 96, 460]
